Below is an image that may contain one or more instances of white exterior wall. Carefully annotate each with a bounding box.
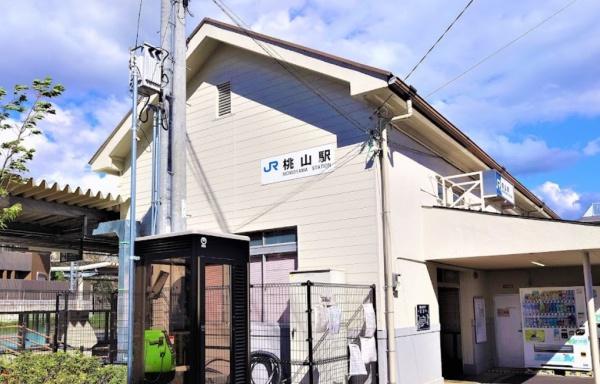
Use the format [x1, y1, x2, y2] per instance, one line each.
[120, 125, 154, 222]
[121, 44, 382, 285]
[185, 45, 381, 284]
[114, 41, 562, 383]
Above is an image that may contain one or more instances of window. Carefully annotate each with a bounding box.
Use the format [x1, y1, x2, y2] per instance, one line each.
[216, 81, 231, 117]
[241, 227, 298, 285]
[264, 229, 296, 245]
[245, 228, 297, 247]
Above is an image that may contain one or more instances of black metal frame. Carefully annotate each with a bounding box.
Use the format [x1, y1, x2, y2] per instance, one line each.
[133, 232, 249, 384]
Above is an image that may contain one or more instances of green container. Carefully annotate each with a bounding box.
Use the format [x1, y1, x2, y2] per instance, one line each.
[144, 329, 176, 374]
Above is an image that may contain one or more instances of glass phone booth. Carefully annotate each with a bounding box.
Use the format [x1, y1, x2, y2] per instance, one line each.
[132, 231, 250, 384]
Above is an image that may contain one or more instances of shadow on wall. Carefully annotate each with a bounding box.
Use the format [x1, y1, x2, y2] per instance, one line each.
[187, 134, 231, 233]
[182, 47, 381, 230]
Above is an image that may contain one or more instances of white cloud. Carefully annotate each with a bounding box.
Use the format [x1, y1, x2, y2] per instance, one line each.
[0, 96, 129, 196]
[476, 135, 578, 175]
[584, 138, 600, 156]
[535, 181, 581, 219]
[2, 0, 600, 188]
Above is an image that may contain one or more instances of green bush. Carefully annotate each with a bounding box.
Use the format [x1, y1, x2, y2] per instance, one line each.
[0, 352, 126, 384]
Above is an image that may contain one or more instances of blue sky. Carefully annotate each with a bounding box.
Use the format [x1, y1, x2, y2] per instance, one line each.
[1, 0, 599, 219]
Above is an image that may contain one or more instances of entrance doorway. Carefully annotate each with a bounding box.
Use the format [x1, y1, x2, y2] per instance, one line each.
[439, 286, 462, 378]
[493, 294, 524, 368]
[202, 263, 232, 383]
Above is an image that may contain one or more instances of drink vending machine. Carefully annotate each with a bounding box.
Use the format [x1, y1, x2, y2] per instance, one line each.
[520, 287, 591, 370]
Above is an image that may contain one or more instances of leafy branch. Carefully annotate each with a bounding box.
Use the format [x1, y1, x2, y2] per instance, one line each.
[0, 77, 65, 228]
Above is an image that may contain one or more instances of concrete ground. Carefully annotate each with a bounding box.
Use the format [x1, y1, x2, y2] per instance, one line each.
[445, 371, 594, 384]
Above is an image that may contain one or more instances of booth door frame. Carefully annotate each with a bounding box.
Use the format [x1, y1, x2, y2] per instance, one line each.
[199, 257, 249, 384]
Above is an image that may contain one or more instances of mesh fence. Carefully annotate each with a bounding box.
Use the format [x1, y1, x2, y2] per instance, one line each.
[250, 282, 377, 384]
[0, 282, 378, 384]
[0, 289, 117, 362]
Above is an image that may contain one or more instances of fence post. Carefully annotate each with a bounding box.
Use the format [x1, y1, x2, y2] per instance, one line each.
[109, 291, 118, 363]
[306, 280, 314, 384]
[18, 313, 26, 351]
[370, 284, 379, 383]
[63, 292, 69, 352]
[53, 293, 60, 352]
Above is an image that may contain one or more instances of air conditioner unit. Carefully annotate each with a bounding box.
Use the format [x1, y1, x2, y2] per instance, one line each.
[136, 43, 164, 97]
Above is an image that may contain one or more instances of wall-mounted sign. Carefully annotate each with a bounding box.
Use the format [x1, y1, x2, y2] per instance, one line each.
[260, 144, 336, 185]
[474, 296, 487, 343]
[416, 304, 430, 331]
[482, 169, 515, 205]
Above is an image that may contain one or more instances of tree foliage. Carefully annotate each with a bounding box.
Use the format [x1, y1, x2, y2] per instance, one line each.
[0, 77, 64, 228]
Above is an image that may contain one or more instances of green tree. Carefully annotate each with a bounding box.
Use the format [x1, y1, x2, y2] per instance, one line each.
[0, 77, 64, 228]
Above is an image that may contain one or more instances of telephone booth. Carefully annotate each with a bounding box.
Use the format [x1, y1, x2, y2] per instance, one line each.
[132, 231, 249, 384]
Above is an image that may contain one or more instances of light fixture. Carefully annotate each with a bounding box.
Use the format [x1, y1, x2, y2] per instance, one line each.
[531, 261, 545, 267]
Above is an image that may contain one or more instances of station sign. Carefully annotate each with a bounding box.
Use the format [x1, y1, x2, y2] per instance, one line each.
[482, 169, 515, 205]
[260, 144, 336, 185]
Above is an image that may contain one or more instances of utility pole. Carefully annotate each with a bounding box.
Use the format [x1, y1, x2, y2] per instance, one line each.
[159, 0, 173, 234]
[127, 51, 139, 384]
[170, 0, 187, 232]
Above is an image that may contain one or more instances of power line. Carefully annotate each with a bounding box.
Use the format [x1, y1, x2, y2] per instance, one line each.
[211, 0, 374, 136]
[404, 0, 475, 81]
[425, 0, 578, 98]
[134, 0, 144, 47]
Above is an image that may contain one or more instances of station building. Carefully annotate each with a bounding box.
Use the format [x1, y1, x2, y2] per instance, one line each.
[90, 19, 600, 384]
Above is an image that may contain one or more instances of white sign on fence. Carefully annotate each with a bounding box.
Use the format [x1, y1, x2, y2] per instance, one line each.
[260, 144, 336, 185]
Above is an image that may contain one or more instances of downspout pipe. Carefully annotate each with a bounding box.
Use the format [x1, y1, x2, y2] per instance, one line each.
[379, 78, 413, 384]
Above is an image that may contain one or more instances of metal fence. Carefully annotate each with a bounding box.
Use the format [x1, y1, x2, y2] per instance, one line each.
[250, 282, 377, 384]
[0, 289, 117, 362]
[0, 282, 377, 384]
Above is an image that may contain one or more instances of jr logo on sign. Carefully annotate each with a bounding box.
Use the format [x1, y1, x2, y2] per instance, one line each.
[263, 161, 278, 173]
[260, 144, 336, 185]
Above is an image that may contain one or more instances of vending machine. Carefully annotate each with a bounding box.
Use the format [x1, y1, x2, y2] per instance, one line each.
[520, 287, 591, 370]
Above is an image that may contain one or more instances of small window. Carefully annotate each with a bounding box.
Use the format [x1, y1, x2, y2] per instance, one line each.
[217, 81, 231, 117]
[264, 229, 296, 245]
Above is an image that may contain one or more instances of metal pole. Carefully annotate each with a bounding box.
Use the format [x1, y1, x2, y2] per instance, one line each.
[150, 106, 161, 235]
[159, 0, 172, 234]
[69, 261, 76, 291]
[305, 280, 314, 384]
[583, 251, 600, 384]
[379, 120, 398, 384]
[170, 0, 187, 232]
[53, 293, 59, 352]
[127, 52, 139, 384]
[63, 293, 69, 352]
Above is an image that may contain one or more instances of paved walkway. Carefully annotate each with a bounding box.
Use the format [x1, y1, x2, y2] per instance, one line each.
[445, 372, 594, 384]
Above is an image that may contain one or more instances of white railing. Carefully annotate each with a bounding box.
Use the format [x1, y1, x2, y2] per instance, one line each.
[439, 171, 486, 211]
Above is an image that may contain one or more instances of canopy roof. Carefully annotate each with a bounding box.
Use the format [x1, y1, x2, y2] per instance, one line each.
[0, 178, 122, 254]
[423, 206, 600, 270]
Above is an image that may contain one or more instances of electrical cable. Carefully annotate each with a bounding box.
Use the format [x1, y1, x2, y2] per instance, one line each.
[134, 0, 144, 48]
[425, 0, 578, 98]
[211, 0, 372, 136]
[372, 0, 474, 118]
[404, 0, 475, 81]
[139, 96, 152, 123]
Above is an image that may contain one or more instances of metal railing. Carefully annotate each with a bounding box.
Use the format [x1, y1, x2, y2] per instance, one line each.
[0, 289, 117, 362]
